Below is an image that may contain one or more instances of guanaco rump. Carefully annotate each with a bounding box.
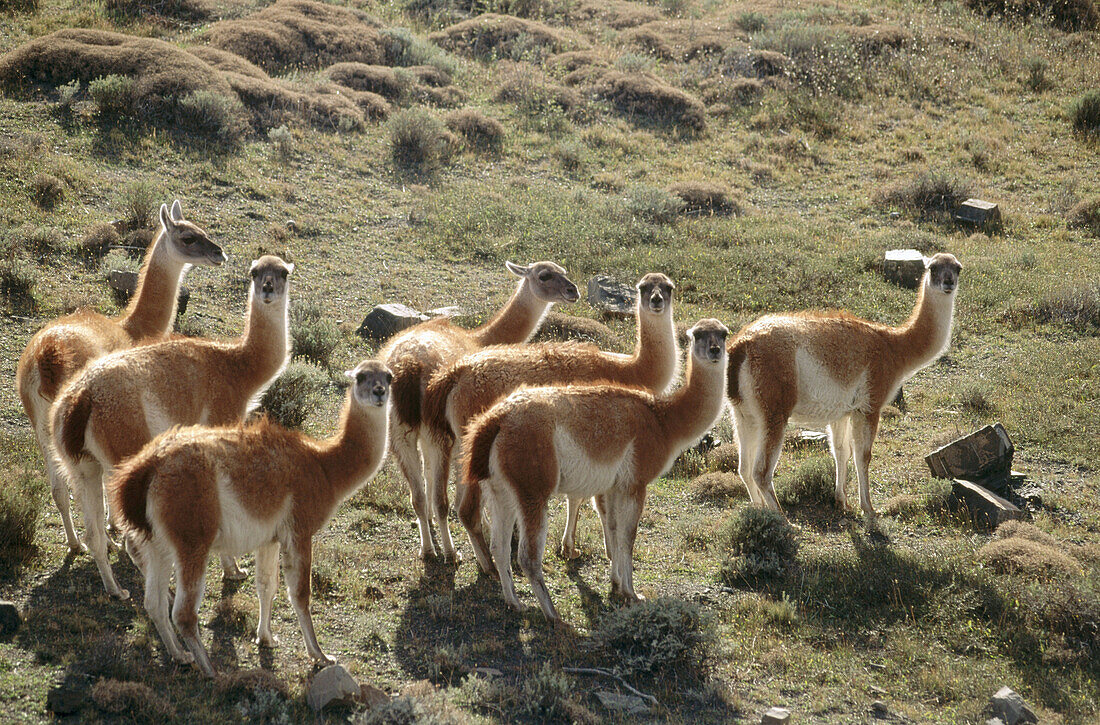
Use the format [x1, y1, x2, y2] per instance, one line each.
[459, 319, 729, 621]
[727, 252, 962, 516]
[380, 261, 578, 562]
[51, 255, 293, 599]
[422, 273, 679, 563]
[110, 360, 392, 676]
[16, 200, 225, 554]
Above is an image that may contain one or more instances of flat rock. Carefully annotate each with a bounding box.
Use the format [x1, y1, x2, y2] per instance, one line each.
[587, 275, 636, 317]
[594, 691, 649, 715]
[107, 270, 190, 316]
[882, 248, 926, 288]
[358, 683, 390, 708]
[989, 686, 1037, 725]
[307, 664, 359, 712]
[762, 706, 791, 724]
[955, 198, 1002, 231]
[356, 303, 428, 341]
[0, 601, 21, 637]
[926, 423, 1014, 487]
[952, 479, 1028, 529]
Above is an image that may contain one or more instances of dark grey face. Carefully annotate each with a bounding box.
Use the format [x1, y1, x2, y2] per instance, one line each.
[249, 255, 293, 305]
[927, 253, 962, 294]
[349, 361, 392, 407]
[690, 319, 728, 364]
[527, 261, 580, 304]
[637, 273, 675, 314]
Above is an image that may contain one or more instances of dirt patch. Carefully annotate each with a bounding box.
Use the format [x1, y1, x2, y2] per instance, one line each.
[623, 19, 744, 61]
[574, 0, 661, 29]
[429, 13, 584, 60]
[206, 0, 385, 73]
[591, 70, 706, 131]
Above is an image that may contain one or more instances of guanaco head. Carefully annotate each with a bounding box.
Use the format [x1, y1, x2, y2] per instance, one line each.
[346, 360, 393, 408]
[687, 318, 729, 365]
[249, 256, 294, 306]
[505, 261, 580, 304]
[160, 200, 227, 267]
[925, 253, 962, 295]
[637, 273, 675, 315]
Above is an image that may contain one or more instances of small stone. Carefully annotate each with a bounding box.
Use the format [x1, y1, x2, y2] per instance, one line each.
[882, 249, 926, 289]
[762, 706, 791, 724]
[0, 601, 21, 637]
[356, 303, 427, 341]
[872, 699, 888, 714]
[987, 719, 1007, 725]
[307, 664, 359, 712]
[426, 306, 462, 318]
[989, 686, 1037, 725]
[587, 275, 636, 317]
[286, 220, 298, 233]
[955, 198, 1002, 231]
[594, 691, 649, 715]
[107, 270, 190, 316]
[357, 683, 390, 708]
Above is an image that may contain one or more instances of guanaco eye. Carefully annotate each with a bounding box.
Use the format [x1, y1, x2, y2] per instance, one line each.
[538, 271, 552, 282]
[356, 372, 367, 384]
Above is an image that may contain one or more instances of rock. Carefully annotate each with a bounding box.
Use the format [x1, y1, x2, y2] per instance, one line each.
[594, 691, 649, 715]
[107, 270, 190, 316]
[872, 699, 888, 715]
[587, 275, 636, 317]
[987, 719, 1007, 725]
[955, 198, 1002, 231]
[989, 686, 1037, 725]
[952, 479, 1028, 529]
[426, 306, 462, 318]
[358, 683, 390, 708]
[307, 664, 360, 712]
[762, 706, 791, 724]
[286, 220, 298, 233]
[882, 249, 926, 289]
[471, 666, 503, 679]
[47, 675, 91, 716]
[926, 423, 1014, 488]
[356, 303, 427, 341]
[0, 601, 21, 637]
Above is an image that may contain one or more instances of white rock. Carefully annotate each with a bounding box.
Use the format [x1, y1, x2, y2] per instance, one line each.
[762, 706, 791, 724]
[989, 687, 1037, 725]
[307, 664, 359, 711]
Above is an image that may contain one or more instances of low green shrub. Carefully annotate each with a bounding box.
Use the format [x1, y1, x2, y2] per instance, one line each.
[1070, 90, 1100, 136]
[175, 90, 249, 144]
[595, 597, 716, 684]
[623, 184, 683, 225]
[89, 74, 135, 118]
[388, 108, 452, 169]
[258, 362, 329, 429]
[776, 455, 835, 508]
[291, 300, 341, 367]
[720, 506, 799, 580]
[0, 468, 46, 562]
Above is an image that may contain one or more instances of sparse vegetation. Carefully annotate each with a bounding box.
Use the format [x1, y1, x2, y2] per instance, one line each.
[91, 679, 175, 720]
[444, 108, 504, 150]
[1071, 90, 1100, 135]
[0, 469, 45, 565]
[721, 506, 799, 580]
[595, 598, 716, 685]
[29, 172, 64, 209]
[291, 299, 341, 367]
[388, 107, 452, 169]
[875, 171, 974, 220]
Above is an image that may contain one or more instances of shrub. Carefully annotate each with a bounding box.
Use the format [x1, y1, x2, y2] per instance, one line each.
[214, 668, 289, 703]
[689, 472, 745, 503]
[0, 469, 45, 562]
[327, 63, 409, 100]
[965, 0, 1099, 32]
[56, 79, 81, 112]
[776, 455, 835, 508]
[496, 62, 581, 117]
[78, 222, 121, 259]
[89, 74, 135, 118]
[91, 680, 174, 720]
[751, 25, 862, 97]
[175, 90, 249, 143]
[292, 301, 340, 367]
[874, 171, 974, 220]
[1023, 57, 1050, 92]
[429, 13, 578, 61]
[267, 124, 294, 160]
[388, 108, 451, 169]
[593, 71, 706, 132]
[1067, 197, 1100, 235]
[444, 108, 504, 150]
[720, 506, 799, 580]
[515, 663, 574, 721]
[623, 184, 684, 224]
[0, 0, 38, 11]
[117, 181, 158, 230]
[595, 597, 716, 684]
[1008, 283, 1100, 334]
[669, 447, 707, 479]
[707, 443, 739, 472]
[0, 258, 37, 309]
[995, 520, 1059, 548]
[29, 173, 64, 209]
[552, 140, 586, 171]
[978, 537, 1082, 577]
[668, 181, 740, 216]
[357, 695, 434, 724]
[614, 52, 654, 74]
[738, 11, 768, 32]
[258, 362, 328, 428]
[104, 0, 211, 21]
[381, 27, 459, 76]
[1071, 91, 1100, 135]
[957, 383, 995, 415]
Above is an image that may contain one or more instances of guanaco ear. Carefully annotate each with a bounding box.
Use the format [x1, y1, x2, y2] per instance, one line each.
[344, 369, 356, 380]
[505, 261, 528, 277]
[285, 262, 295, 275]
[249, 259, 260, 275]
[159, 203, 174, 231]
[923, 256, 933, 269]
[170, 199, 183, 222]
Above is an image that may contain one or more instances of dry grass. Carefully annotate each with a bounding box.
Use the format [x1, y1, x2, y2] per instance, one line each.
[1007, 283, 1100, 334]
[668, 181, 741, 216]
[689, 471, 746, 503]
[29, 173, 64, 209]
[104, 0, 211, 22]
[90, 680, 174, 719]
[978, 537, 1083, 577]
[592, 71, 706, 131]
[574, 0, 660, 29]
[531, 311, 615, 345]
[429, 13, 582, 61]
[874, 170, 974, 220]
[995, 520, 1059, 548]
[623, 19, 743, 61]
[445, 108, 504, 150]
[326, 62, 408, 100]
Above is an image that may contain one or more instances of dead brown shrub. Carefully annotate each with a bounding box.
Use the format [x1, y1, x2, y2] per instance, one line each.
[965, 0, 1098, 31]
[575, 0, 660, 29]
[700, 77, 764, 106]
[978, 537, 1082, 577]
[415, 84, 467, 107]
[407, 65, 452, 88]
[1067, 197, 1100, 236]
[707, 443, 739, 473]
[623, 19, 743, 61]
[78, 222, 121, 259]
[326, 63, 407, 100]
[724, 48, 790, 79]
[592, 71, 706, 131]
[429, 13, 583, 60]
[690, 472, 746, 503]
[497, 62, 581, 113]
[207, 0, 385, 73]
[214, 668, 290, 702]
[841, 23, 911, 53]
[186, 46, 270, 80]
[30, 173, 64, 209]
[995, 520, 1059, 548]
[532, 311, 616, 345]
[91, 680, 174, 720]
[445, 108, 504, 149]
[104, 0, 211, 22]
[547, 50, 605, 72]
[668, 181, 740, 216]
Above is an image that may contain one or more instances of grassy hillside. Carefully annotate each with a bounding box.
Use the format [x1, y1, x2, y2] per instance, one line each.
[0, 0, 1098, 722]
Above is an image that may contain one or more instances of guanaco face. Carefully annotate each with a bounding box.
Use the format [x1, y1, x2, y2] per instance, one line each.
[347, 360, 393, 408]
[926, 253, 962, 295]
[505, 261, 579, 304]
[638, 272, 675, 314]
[160, 200, 227, 268]
[688, 318, 728, 364]
[249, 256, 294, 305]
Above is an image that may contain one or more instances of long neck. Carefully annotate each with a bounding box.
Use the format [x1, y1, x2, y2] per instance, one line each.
[890, 276, 956, 373]
[624, 307, 679, 393]
[656, 354, 726, 452]
[119, 230, 187, 341]
[232, 292, 290, 388]
[315, 399, 389, 501]
[470, 279, 550, 345]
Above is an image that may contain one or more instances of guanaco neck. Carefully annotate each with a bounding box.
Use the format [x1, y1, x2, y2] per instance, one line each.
[656, 353, 726, 452]
[889, 275, 956, 374]
[119, 230, 188, 341]
[618, 305, 678, 392]
[470, 278, 549, 346]
[315, 399, 388, 500]
[229, 291, 290, 390]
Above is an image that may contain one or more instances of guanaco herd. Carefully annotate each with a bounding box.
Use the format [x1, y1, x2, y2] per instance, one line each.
[15, 200, 963, 674]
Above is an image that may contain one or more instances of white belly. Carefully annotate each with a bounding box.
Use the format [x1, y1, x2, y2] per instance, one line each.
[553, 428, 635, 499]
[211, 473, 288, 556]
[789, 348, 871, 425]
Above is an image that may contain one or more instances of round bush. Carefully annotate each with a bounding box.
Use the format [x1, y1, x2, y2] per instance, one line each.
[594, 597, 716, 684]
[388, 107, 451, 169]
[721, 506, 798, 580]
[258, 362, 329, 429]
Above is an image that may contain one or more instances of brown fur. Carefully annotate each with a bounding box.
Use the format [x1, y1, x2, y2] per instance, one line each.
[109, 360, 391, 676]
[458, 320, 729, 620]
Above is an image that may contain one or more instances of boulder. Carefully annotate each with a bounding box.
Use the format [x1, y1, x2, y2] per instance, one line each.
[587, 275, 636, 317]
[926, 423, 1014, 488]
[762, 706, 791, 724]
[358, 683, 390, 708]
[882, 249, 925, 288]
[307, 664, 359, 711]
[0, 601, 20, 637]
[989, 687, 1037, 725]
[594, 691, 649, 715]
[356, 303, 427, 341]
[955, 198, 1002, 231]
[952, 479, 1028, 529]
[107, 270, 190, 316]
